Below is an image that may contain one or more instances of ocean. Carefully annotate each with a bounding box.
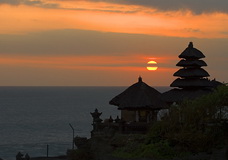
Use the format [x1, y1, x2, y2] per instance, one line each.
[0, 86, 170, 160]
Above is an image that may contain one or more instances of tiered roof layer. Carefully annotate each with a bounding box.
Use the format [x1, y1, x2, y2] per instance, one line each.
[178, 42, 205, 59]
[162, 42, 216, 103]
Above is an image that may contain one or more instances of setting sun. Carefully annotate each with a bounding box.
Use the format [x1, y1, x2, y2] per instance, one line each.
[147, 60, 158, 71]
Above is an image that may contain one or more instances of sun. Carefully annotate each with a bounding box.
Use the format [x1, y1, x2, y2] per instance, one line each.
[147, 60, 158, 71]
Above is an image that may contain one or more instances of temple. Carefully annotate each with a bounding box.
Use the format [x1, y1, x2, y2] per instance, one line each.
[171, 42, 211, 89]
[162, 42, 222, 104]
[109, 76, 167, 123]
[90, 77, 167, 136]
[90, 42, 223, 137]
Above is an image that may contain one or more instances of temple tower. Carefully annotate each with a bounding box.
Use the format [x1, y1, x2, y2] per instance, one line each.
[162, 42, 223, 104]
[170, 42, 212, 89]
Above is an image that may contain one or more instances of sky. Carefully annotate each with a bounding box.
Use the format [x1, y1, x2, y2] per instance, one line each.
[0, 0, 227, 86]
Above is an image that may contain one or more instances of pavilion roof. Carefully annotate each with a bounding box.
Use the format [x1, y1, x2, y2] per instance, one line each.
[109, 77, 168, 110]
[179, 42, 205, 59]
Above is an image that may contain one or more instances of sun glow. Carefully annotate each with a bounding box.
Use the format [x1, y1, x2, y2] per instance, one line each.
[147, 60, 158, 71]
[147, 61, 157, 64]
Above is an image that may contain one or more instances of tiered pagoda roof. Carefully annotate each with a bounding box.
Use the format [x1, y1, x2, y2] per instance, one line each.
[162, 42, 221, 103]
[170, 42, 212, 88]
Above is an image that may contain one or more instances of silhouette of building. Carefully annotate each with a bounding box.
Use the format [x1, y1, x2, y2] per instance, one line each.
[109, 76, 167, 123]
[89, 77, 168, 136]
[89, 42, 223, 136]
[162, 42, 222, 104]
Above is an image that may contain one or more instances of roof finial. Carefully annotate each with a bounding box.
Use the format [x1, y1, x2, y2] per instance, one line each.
[188, 42, 193, 48]
[138, 76, 142, 82]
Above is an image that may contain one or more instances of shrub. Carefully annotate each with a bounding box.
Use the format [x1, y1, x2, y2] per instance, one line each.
[112, 85, 228, 159]
[147, 85, 227, 154]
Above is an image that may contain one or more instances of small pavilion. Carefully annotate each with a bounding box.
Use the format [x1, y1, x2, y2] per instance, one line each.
[109, 76, 167, 123]
[162, 42, 222, 104]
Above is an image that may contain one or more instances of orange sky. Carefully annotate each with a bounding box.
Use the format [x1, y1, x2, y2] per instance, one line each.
[0, 0, 227, 86]
[1, 3, 227, 38]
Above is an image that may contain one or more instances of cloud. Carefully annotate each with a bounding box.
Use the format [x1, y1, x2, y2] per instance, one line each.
[0, 0, 59, 8]
[0, 0, 20, 5]
[0, 29, 174, 56]
[0, 29, 227, 58]
[1, 4, 227, 38]
[91, 0, 228, 14]
[0, 29, 201, 61]
[1, 0, 228, 14]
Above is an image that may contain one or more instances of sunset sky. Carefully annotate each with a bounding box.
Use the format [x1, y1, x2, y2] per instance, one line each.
[0, 0, 227, 86]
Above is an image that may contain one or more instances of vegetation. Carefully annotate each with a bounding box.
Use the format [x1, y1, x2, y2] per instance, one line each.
[67, 149, 94, 160]
[69, 85, 228, 160]
[113, 85, 228, 159]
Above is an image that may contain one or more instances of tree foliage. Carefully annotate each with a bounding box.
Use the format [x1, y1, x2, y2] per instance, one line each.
[148, 85, 228, 154]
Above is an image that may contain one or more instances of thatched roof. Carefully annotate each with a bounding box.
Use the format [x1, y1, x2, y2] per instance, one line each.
[179, 42, 205, 59]
[162, 88, 212, 103]
[176, 59, 207, 67]
[109, 77, 167, 110]
[170, 78, 213, 88]
[174, 68, 210, 77]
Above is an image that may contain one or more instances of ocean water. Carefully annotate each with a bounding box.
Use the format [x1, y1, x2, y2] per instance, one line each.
[0, 86, 170, 160]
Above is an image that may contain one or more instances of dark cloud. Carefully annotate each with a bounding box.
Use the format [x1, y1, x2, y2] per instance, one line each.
[0, 29, 188, 56]
[0, 29, 227, 58]
[93, 0, 228, 14]
[1, 0, 227, 14]
[0, 0, 59, 8]
[0, 0, 20, 5]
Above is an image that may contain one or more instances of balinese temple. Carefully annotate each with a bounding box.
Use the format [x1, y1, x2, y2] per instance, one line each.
[162, 42, 222, 104]
[109, 76, 167, 123]
[171, 42, 211, 88]
[89, 77, 167, 136]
